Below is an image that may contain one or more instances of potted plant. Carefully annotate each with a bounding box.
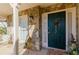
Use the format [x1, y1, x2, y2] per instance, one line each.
[0, 26, 7, 41]
[69, 34, 78, 55]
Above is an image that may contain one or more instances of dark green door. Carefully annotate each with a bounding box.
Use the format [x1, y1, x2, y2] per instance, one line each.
[48, 11, 66, 50]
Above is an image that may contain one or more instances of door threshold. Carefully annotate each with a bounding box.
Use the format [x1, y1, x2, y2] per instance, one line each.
[48, 47, 66, 51]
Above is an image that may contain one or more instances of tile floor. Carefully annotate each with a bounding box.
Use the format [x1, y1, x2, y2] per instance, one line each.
[22, 48, 66, 55]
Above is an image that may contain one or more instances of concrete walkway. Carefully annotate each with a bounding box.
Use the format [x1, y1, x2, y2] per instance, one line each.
[0, 44, 13, 55]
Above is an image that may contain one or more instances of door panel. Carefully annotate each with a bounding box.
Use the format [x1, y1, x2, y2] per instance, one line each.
[48, 11, 66, 49]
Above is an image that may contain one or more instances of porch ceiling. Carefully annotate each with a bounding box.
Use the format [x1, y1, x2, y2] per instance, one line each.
[0, 3, 12, 17]
[19, 3, 55, 11]
[0, 3, 55, 17]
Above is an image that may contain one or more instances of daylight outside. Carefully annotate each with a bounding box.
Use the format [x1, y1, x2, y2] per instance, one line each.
[0, 3, 79, 55]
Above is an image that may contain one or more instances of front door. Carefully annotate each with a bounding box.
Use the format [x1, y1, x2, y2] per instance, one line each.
[48, 11, 66, 50]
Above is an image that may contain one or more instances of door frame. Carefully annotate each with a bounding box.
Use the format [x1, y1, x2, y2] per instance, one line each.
[47, 10, 66, 50]
[42, 7, 76, 51]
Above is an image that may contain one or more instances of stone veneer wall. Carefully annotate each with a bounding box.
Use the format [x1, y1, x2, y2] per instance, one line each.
[40, 3, 79, 50]
[6, 3, 79, 51]
[7, 6, 42, 51]
[7, 15, 13, 26]
[42, 3, 76, 12]
[27, 6, 41, 50]
[76, 4, 79, 48]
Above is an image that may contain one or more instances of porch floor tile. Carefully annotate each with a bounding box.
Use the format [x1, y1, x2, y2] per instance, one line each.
[22, 48, 66, 55]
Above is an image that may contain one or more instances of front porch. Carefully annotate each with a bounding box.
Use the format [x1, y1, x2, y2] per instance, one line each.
[0, 3, 79, 55]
